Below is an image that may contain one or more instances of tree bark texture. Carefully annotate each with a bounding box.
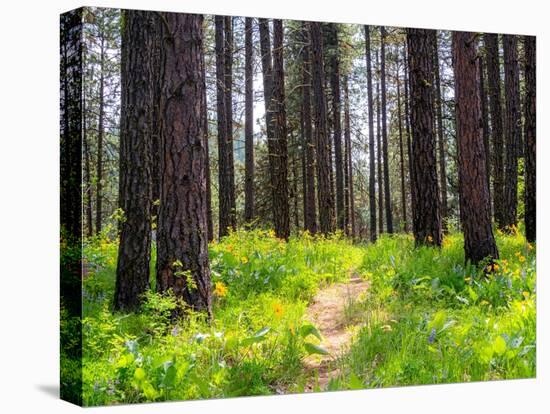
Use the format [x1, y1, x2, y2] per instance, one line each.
[524, 36, 536, 242]
[380, 26, 393, 233]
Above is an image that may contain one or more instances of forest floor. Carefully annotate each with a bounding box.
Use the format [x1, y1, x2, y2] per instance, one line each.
[303, 273, 370, 391]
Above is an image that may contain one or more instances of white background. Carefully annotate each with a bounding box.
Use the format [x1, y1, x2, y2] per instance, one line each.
[0, 0, 547, 412]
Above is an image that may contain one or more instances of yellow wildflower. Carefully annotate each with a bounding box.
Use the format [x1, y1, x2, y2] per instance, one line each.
[241, 256, 249, 264]
[273, 302, 284, 318]
[518, 255, 526, 263]
[527, 243, 534, 251]
[226, 244, 234, 253]
[213, 281, 228, 297]
[522, 291, 530, 299]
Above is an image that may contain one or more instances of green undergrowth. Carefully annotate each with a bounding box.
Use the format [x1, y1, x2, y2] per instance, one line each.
[331, 229, 536, 391]
[78, 229, 363, 406]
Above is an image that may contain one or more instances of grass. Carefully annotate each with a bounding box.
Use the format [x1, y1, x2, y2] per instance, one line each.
[63, 227, 536, 406]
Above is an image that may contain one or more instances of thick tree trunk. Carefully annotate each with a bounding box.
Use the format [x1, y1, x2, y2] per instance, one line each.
[301, 23, 317, 234]
[407, 28, 442, 247]
[380, 26, 393, 233]
[364, 25, 377, 242]
[270, 19, 290, 240]
[114, 10, 153, 312]
[452, 31, 499, 264]
[156, 13, 212, 316]
[432, 33, 448, 230]
[151, 15, 162, 228]
[328, 24, 345, 231]
[524, 36, 536, 242]
[502, 35, 520, 230]
[244, 17, 255, 223]
[479, 55, 491, 209]
[484, 34, 505, 227]
[375, 50, 384, 234]
[310, 21, 335, 234]
[396, 56, 408, 232]
[215, 17, 235, 238]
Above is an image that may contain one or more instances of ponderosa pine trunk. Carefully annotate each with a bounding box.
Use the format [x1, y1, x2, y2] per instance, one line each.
[484, 34, 505, 227]
[524, 36, 536, 242]
[328, 24, 345, 231]
[432, 33, 448, 230]
[343, 74, 355, 237]
[151, 15, 162, 228]
[479, 55, 491, 206]
[114, 10, 153, 312]
[396, 54, 408, 232]
[301, 22, 317, 234]
[375, 50, 384, 234]
[244, 17, 255, 223]
[215, 17, 235, 238]
[502, 34, 520, 231]
[403, 41, 415, 234]
[310, 21, 335, 234]
[364, 25, 377, 242]
[156, 12, 211, 316]
[201, 36, 213, 242]
[407, 28, 442, 247]
[452, 31, 498, 264]
[380, 26, 393, 233]
[224, 16, 237, 230]
[270, 19, 290, 240]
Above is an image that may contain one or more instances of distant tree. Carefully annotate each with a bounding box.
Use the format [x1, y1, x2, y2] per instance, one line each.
[502, 35, 521, 230]
[114, 10, 153, 312]
[310, 21, 335, 234]
[364, 25, 377, 242]
[244, 17, 255, 223]
[156, 13, 212, 316]
[478, 54, 491, 203]
[396, 49, 408, 232]
[301, 22, 317, 234]
[407, 28, 442, 247]
[524, 36, 536, 242]
[380, 26, 393, 233]
[343, 74, 355, 237]
[484, 34, 505, 227]
[403, 40, 415, 234]
[375, 50, 384, 233]
[452, 31, 498, 264]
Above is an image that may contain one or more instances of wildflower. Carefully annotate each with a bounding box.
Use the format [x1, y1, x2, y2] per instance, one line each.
[522, 291, 530, 299]
[213, 281, 228, 297]
[241, 256, 249, 264]
[268, 230, 276, 238]
[428, 328, 436, 343]
[273, 302, 284, 318]
[427, 235, 433, 243]
[226, 244, 234, 253]
[527, 243, 534, 251]
[518, 255, 526, 263]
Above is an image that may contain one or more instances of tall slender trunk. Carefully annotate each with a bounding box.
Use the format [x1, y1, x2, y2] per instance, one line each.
[380, 26, 393, 233]
[403, 41, 414, 234]
[484, 34, 505, 227]
[310, 21, 335, 234]
[376, 49, 384, 234]
[83, 82, 93, 238]
[523, 36, 536, 242]
[433, 33, 448, 230]
[364, 25, 377, 242]
[502, 35, 520, 230]
[396, 53, 407, 232]
[156, 13, 212, 316]
[407, 28, 442, 247]
[96, 38, 105, 235]
[343, 74, 355, 237]
[201, 22, 213, 242]
[301, 23, 317, 234]
[244, 17, 255, 223]
[452, 31, 498, 264]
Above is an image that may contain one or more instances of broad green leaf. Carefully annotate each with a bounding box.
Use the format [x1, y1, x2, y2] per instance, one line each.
[299, 324, 322, 341]
[241, 327, 270, 347]
[162, 363, 177, 388]
[304, 342, 330, 355]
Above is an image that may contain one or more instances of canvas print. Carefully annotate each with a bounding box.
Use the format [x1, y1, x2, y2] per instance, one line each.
[60, 6, 536, 407]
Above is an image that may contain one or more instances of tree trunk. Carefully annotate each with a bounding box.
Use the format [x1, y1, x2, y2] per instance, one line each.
[301, 22, 317, 234]
[524, 36, 536, 242]
[364, 25, 377, 242]
[95, 38, 105, 235]
[375, 49, 384, 234]
[343, 74, 355, 237]
[396, 54, 408, 232]
[380, 26, 393, 234]
[328, 24, 345, 231]
[484, 34, 505, 227]
[244, 17, 255, 223]
[156, 13, 212, 316]
[151, 15, 162, 229]
[407, 28, 442, 247]
[502, 34, 520, 230]
[83, 81, 93, 238]
[310, 21, 335, 234]
[201, 34, 213, 242]
[270, 19, 290, 240]
[114, 10, 153, 312]
[452, 31, 499, 264]
[403, 41, 415, 234]
[224, 16, 237, 229]
[433, 33, 448, 230]
[479, 55, 491, 210]
[215, 17, 235, 238]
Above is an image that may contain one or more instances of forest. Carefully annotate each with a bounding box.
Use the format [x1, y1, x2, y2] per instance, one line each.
[60, 7, 536, 406]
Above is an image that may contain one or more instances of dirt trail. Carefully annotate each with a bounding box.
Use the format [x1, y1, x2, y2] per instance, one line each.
[302, 274, 369, 391]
